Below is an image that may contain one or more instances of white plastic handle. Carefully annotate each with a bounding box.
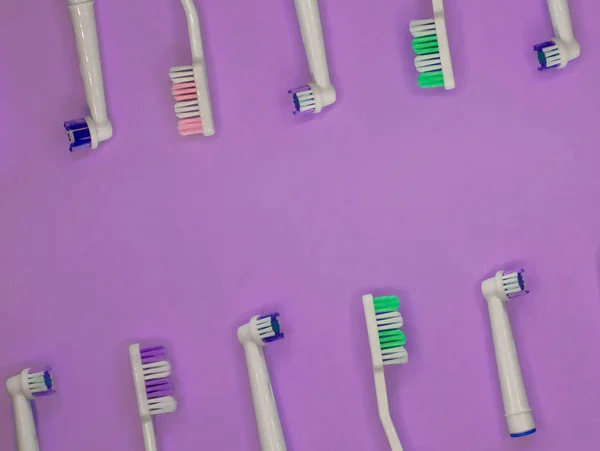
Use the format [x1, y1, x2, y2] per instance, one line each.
[141, 421, 157, 451]
[547, 0, 575, 42]
[11, 394, 39, 451]
[67, 0, 112, 143]
[243, 342, 286, 451]
[486, 296, 535, 436]
[374, 371, 403, 451]
[293, 0, 331, 89]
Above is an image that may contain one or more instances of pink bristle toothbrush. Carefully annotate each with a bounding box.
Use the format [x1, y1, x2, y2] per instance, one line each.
[169, 0, 215, 137]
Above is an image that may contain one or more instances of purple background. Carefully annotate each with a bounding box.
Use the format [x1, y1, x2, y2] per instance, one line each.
[1, 0, 600, 449]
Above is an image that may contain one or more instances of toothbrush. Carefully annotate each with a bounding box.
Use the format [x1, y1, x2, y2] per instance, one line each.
[534, 0, 580, 70]
[362, 294, 408, 451]
[237, 313, 286, 451]
[169, 0, 215, 137]
[6, 369, 54, 451]
[129, 344, 177, 451]
[64, 0, 113, 152]
[409, 0, 455, 90]
[481, 269, 536, 438]
[288, 0, 336, 116]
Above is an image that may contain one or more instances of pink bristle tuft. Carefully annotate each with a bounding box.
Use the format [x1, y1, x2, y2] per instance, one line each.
[172, 81, 198, 101]
[178, 118, 203, 136]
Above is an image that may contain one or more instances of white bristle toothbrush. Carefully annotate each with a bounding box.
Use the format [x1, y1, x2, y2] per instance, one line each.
[6, 368, 54, 451]
[409, 0, 455, 90]
[534, 0, 580, 71]
[64, 0, 113, 152]
[169, 0, 215, 137]
[129, 344, 177, 451]
[288, 0, 336, 116]
[481, 269, 536, 438]
[237, 313, 286, 451]
[362, 294, 408, 451]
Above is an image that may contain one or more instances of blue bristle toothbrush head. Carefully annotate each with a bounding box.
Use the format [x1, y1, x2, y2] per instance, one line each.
[257, 313, 284, 343]
[64, 118, 92, 152]
[533, 41, 559, 71]
[288, 85, 315, 116]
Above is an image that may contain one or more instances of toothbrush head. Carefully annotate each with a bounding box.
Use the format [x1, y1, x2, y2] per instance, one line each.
[6, 369, 54, 400]
[363, 295, 407, 371]
[410, 13, 455, 90]
[238, 313, 284, 346]
[502, 269, 529, 299]
[169, 64, 215, 137]
[534, 40, 564, 71]
[129, 344, 177, 421]
[482, 269, 529, 302]
[64, 118, 92, 152]
[289, 85, 316, 116]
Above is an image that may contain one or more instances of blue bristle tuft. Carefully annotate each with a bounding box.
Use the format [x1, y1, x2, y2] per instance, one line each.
[64, 119, 92, 152]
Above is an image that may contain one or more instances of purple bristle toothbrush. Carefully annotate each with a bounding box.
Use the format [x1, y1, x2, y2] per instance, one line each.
[129, 344, 177, 451]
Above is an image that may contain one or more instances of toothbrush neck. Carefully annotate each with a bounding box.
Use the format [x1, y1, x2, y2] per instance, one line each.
[181, 0, 205, 61]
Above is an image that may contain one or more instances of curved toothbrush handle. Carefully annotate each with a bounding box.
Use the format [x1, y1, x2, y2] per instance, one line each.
[486, 296, 535, 436]
[293, 0, 332, 89]
[11, 394, 39, 451]
[547, 0, 575, 42]
[243, 343, 286, 451]
[141, 420, 157, 451]
[374, 371, 404, 451]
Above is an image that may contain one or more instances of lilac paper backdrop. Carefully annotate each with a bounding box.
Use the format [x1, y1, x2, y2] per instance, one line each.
[2, 0, 600, 449]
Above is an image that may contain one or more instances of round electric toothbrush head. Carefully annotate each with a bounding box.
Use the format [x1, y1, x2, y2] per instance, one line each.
[288, 83, 336, 115]
[6, 369, 54, 400]
[534, 38, 580, 70]
[238, 313, 284, 346]
[482, 269, 529, 302]
[64, 116, 113, 152]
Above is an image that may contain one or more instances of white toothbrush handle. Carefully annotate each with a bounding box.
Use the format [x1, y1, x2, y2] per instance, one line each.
[180, 0, 205, 61]
[11, 394, 39, 451]
[243, 343, 286, 451]
[67, 0, 112, 141]
[374, 371, 404, 451]
[547, 0, 575, 42]
[141, 420, 157, 451]
[486, 296, 535, 436]
[293, 0, 332, 89]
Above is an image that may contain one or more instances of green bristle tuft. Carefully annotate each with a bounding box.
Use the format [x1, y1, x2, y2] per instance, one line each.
[373, 295, 400, 312]
[418, 71, 445, 88]
[378, 329, 406, 349]
[412, 34, 439, 55]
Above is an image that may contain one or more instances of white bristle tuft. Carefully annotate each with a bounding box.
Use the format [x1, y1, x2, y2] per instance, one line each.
[27, 371, 50, 394]
[149, 396, 177, 415]
[542, 45, 562, 68]
[382, 346, 408, 365]
[142, 361, 171, 381]
[169, 65, 195, 83]
[414, 53, 442, 73]
[256, 316, 275, 340]
[295, 88, 316, 113]
[376, 311, 404, 331]
[409, 19, 435, 37]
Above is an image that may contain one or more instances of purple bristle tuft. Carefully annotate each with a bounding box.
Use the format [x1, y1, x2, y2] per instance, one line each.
[140, 345, 167, 364]
[145, 378, 173, 399]
[288, 85, 311, 94]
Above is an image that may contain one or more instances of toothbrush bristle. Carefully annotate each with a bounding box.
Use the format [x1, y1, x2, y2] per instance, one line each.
[534, 41, 561, 71]
[288, 85, 315, 115]
[64, 118, 91, 152]
[502, 269, 529, 298]
[372, 296, 407, 365]
[28, 370, 54, 396]
[410, 20, 446, 89]
[170, 66, 204, 136]
[139, 345, 177, 415]
[256, 313, 284, 343]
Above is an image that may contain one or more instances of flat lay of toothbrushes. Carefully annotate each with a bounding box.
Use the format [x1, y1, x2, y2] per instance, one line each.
[129, 344, 177, 451]
[362, 294, 408, 451]
[534, 0, 580, 71]
[238, 313, 287, 451]
[169, 0, 215, 137]
[481, 269, 536, 438]
[288, 0, 336, 116]
[64, 0, 113, 152]
[409, 0, 455, 90]
[6, 368, 54, 451]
